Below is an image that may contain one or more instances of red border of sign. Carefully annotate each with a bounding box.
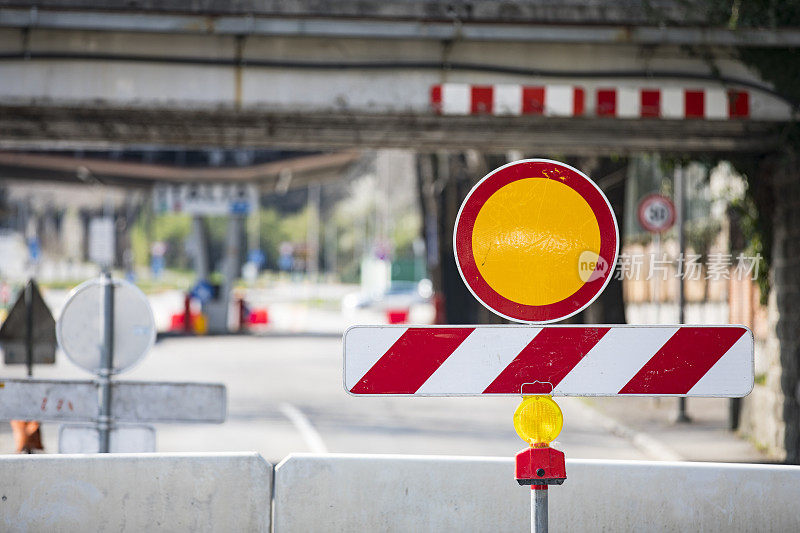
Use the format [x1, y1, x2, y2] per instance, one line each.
[453, 159, 619, 324]
[637, 193, 676, 233]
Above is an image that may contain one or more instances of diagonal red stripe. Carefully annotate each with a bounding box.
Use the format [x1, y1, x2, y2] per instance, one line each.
[482, 327, 610, 394]
[619, 327, 747, 394]
[350, 328, 474, 394]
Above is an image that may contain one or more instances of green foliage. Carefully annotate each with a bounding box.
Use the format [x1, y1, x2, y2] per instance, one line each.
[280, 207, 311, 243]
[255, 207, 309, 270]
[686, 218, 722, 259]
[391, 210, 422, 259]
[130, 210, 193, 268]
[729, 188, 772, 304]
[256, 209, 287, 270]
[130, 218, 150, 267]
[688, 1, 800, 304]
[693, 0, 800, 29]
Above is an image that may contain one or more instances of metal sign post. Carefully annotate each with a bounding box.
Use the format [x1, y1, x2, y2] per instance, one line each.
[637, 194, 676, 330]
[532, 487, 547, 533]
[0, 274, 228, 453]
[24, 281, 33, 377]
[674, 166, 691, 423]
[98, 271, 115, 453]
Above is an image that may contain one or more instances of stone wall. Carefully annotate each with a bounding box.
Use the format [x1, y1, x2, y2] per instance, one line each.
[770, 151, 800, 463]
[740, 287, 786, 460]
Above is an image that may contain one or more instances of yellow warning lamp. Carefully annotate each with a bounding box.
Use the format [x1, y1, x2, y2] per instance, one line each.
[513, 395, 563, 447]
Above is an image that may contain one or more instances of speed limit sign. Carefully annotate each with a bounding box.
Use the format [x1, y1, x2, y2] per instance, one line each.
[637, 194, 676, 233]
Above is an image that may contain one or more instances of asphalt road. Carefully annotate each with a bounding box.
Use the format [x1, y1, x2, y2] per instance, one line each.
[2, 334, 650, 463]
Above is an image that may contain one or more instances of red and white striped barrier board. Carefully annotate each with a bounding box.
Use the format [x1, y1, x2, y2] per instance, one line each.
[430, 84, 750, 119]
[344, 325, 753, 397]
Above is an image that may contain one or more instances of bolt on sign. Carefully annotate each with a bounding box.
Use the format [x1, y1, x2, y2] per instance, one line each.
[453, 159, 618, 323]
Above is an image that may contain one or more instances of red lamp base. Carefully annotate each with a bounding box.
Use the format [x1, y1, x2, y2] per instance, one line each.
[515, 446, 567, 486]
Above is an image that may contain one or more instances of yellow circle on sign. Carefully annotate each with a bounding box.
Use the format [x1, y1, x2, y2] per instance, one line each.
[471, 178, 601, 306]
[513, 395, 563, 445]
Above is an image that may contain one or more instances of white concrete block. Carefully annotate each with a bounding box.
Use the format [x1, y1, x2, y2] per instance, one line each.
[0, 452, 272, 532]
[274, 454, 526, 532]
[274, 453, 800, 532]
[554, 459, 800, 532]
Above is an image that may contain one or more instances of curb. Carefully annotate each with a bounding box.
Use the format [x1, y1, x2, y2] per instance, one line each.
[579, 401, 684, 462]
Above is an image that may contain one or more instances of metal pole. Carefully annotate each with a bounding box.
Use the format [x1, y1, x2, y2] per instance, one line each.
[675, 166, 691, 423]
[191, 215, 209, 281]
[24, 281, 33, 378]
[306, 183, 321, 281]
[653, 232, 661, 322]
[532, 486, 548, 533]
[98, 271, 115, 452]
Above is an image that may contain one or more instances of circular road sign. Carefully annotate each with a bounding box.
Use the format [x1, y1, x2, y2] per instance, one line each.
[637, 194, 676, 233]
[454, 159, 619, 324]
[57, 277, 156, 375]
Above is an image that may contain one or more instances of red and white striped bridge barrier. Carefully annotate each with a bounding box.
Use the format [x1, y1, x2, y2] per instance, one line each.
[344, 325, 753, 396]
[430, 84, 753, 119]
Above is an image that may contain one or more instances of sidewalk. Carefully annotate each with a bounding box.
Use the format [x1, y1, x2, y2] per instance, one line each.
[583, 396, 769, 463]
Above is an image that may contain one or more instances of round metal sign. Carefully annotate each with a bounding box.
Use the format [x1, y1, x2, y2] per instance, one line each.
[637, 194, 676, 233]
[454, 159, 619, 324]
[57, 277, 156, 375]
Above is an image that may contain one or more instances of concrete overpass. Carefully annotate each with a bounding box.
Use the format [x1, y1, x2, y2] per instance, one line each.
[0, 1, 797, 154]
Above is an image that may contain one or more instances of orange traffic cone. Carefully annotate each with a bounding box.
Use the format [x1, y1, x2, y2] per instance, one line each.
[10, 420, 43, 453]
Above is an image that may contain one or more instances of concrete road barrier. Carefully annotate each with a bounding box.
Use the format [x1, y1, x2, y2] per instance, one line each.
[274, 453, 800, 532]
[3, 452, 798, 531]
[0, 452, 271, 532]
[275, 454, 525, 532]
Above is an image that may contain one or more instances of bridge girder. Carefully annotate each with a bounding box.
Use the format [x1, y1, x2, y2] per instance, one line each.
[0, 4, 796, 154]
[0, 105, 785, 155]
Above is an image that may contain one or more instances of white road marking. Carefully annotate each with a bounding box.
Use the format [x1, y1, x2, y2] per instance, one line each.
[279, 402, 328, 453]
